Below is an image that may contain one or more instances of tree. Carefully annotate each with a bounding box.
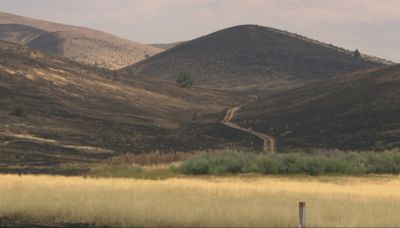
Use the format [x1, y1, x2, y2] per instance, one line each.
[176, 71, 193, 88]
[127, 68, 134, 76]
[354, 49, 361, 58]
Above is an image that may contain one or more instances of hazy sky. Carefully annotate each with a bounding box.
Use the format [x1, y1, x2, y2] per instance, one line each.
[1, 0, 399, 62]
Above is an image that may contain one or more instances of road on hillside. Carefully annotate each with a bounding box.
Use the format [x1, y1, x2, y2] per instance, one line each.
[221, 106, 276, 154]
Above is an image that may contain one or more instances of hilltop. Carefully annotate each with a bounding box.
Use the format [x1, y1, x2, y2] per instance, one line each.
[125, 25, 387, 91]
[0, 12, 161, 69]
[235, 64, 400, 151]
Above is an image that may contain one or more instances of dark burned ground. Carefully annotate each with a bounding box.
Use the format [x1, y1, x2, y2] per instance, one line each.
[0, 41, 265, 171]
[125, 25, 382, 90]
[1, 25, 397, 173]
[236, 65, 400, 151]
[0, 118, 264, 175]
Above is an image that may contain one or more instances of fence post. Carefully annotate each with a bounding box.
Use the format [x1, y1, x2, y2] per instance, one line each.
[299, 201, 306, 228]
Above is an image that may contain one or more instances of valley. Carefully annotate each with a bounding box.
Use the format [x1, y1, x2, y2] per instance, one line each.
[0, 3, 400, 227]
[222, 106, 276, 153]
[1, 17, 399, 168]
[0, 39, 261, 168]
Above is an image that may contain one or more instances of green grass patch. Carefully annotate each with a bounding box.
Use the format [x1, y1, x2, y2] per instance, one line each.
[86, 149, 400, 178]
[177, 149, 400, 176]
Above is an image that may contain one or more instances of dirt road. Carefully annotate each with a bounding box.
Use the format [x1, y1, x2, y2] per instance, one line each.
[221, 106, 276, 153]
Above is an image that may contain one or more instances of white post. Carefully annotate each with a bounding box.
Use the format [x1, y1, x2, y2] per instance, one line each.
[299, 201, 306, 228]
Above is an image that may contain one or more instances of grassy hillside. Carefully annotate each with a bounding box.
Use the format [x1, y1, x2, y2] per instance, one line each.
[0, 12, 161, 69]
[235, 64, 400, 151]
[125, 25, 385, 91]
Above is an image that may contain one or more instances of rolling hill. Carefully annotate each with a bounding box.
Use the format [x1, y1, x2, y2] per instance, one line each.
[235, 64, 400, 151]
[0, 41, 260, 168]
[1, 20, 398, 170]
[0, 24, 46, 44]
[124, 25, 388, 91]
[0, 12, 162, 69]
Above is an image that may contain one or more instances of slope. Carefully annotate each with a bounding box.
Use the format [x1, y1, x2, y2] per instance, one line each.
[125, 25, 388, 91]
[235, 64, 400, 151]
[0, 24, 46, 44]
[0, 41, 256, 167]
[0, 12, 161, 69]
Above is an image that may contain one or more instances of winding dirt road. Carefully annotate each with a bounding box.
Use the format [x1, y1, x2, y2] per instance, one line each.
[221, 106, 276, 154]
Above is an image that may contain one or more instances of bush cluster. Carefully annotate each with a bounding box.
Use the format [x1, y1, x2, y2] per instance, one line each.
[177, 150, 400, 175]
[176, 71, 193, 88]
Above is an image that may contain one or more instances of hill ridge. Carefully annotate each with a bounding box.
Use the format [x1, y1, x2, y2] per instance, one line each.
[190, 24, 394, 65]
[124, 24, 384, 90]
[263, 25, 394, 65]
[0, 11, 162, 69]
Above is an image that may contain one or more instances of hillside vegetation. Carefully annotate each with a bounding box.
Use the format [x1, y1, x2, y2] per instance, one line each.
[177, 150, 400, 175]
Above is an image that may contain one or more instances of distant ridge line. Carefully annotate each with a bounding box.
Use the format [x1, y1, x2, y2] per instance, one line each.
[263, 25, 395, 65]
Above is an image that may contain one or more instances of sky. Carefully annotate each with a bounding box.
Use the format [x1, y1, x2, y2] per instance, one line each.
[1, 0, 399, 62]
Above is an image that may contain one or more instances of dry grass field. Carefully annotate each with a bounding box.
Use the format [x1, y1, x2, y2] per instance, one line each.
[1, 174, 400, 227]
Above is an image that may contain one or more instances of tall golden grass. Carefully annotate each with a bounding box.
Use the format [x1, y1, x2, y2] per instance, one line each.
[1, 174, 400, 227]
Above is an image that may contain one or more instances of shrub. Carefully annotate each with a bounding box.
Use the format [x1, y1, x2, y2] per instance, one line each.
[257, 156, 281, 174]
[127, 68, 134, 76]
[210, 151, 257, 174]
[176, 71, 193, 88]
[365, 152, 400, 174]
[179, 154, 210, 175]
[354, 49, 361, 58]
[279, 153, 306, 174]
[325, 158, 353, 174]
[305, 157, 327, 176]
[176, 149, 400, 176]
